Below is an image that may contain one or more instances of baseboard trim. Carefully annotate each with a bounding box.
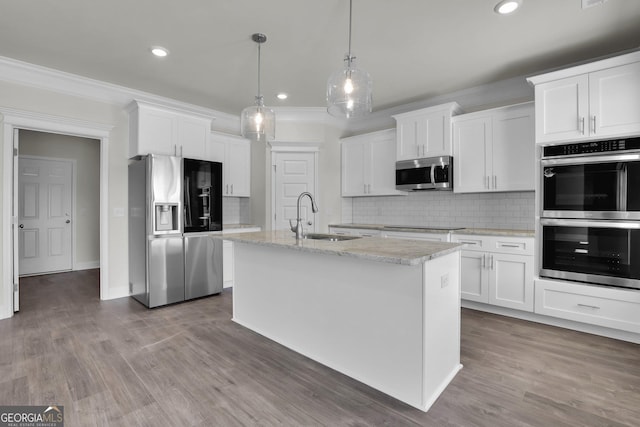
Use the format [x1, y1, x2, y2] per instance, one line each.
[461, 301, 640, 344]
[74, 261, 100, 271]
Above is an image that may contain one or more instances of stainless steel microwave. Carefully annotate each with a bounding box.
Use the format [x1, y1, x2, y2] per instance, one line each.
[396, 156, 453, 191]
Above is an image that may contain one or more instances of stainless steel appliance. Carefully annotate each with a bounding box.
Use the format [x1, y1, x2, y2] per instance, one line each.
[540, 219, 640, 290]
[539, 137, 640, 290]
[396, 156, 453, 191]
[541, 137, 640, 219]
[129, 155, 223, 308]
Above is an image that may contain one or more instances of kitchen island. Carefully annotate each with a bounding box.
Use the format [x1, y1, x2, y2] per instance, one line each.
[216, 230, 463, 412]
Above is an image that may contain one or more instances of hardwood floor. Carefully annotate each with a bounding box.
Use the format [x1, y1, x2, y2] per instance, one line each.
[2, 270, 639, 426]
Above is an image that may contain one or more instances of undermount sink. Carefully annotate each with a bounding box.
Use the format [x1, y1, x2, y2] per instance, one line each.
[302, 233, 361, 242]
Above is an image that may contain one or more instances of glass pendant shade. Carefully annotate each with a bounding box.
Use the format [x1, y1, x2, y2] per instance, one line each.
[241, 33, 275, 142]
[327, 55, 372, 118]
[326, 0, 372, 119]
[241, 95, 275, 142]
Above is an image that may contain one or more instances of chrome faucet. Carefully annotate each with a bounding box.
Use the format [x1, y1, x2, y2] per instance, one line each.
[289, 191, 319, 240]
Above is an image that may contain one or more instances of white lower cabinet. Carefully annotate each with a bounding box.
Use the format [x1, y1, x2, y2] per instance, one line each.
[223, 240, 234, 288]
[535, 278, 640, 334]
[452, 234, 534, 312]
[222, 227, 261, 288]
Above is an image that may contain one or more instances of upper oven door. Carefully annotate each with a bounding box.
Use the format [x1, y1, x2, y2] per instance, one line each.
[541, 153, 640, 219]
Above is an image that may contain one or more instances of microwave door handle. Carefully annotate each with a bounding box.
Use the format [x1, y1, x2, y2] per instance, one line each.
[619, 163, 627, 212]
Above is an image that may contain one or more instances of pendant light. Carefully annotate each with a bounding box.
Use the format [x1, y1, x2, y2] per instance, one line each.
[241, 33, 275, 142]
[327, 0, 372, 118]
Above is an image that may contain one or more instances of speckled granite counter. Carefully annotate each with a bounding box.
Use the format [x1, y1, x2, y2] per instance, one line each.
[330, 223, 534, 238]
[218, 230, 461, 266]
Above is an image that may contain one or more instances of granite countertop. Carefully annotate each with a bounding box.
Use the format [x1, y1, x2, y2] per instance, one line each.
[223, 224, 261, 230]
[330, 223, 534, 238]
[216, 230, 462, 266]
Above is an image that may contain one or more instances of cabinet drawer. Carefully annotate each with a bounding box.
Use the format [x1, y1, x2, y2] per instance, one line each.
[383, 230, 450, 242]
[452, 234, 533, 255]
[535, 279, 640, 333]
[451, 235, 485, 249]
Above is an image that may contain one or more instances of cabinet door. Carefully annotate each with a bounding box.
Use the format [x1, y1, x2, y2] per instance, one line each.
[395, 117, 420, 161]
[453, 117, 492, 193]
[207, 135, 226, 164]
[368, 136, 398, 195]
[226, 139, 251, 197]
[460, 250, 489, 303]
[488, 253, 533, 312]
[421, 110, 450, 158]
[178, 116, 209, 159]
[491, 105, 535, 191]
[341, 139, 366, 196]
[535, 75, 589, 143]
[589, 62, 640, 138]
[223, 240, 233, 288]
[137, 108, 177, 156]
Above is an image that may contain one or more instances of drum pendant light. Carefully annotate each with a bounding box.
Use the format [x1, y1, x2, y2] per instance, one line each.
[241, 33, 275, 142]
[327, 0, 372, 118]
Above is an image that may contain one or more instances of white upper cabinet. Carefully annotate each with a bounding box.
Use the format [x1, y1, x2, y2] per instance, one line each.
[128, 100, 212, 159]
[341, 129, 404, 197]
[453, 103, 534, 193]
[529, 52, 640, 144]
[208, 132, 251, 197]
[393, 102, 463, 160]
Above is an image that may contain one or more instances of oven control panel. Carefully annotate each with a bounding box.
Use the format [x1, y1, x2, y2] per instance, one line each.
[543, 137, 640, 158]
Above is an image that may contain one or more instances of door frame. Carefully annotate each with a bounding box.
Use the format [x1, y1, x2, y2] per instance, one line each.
[18, 155, 77, 276]
[1, 107, 112, 319]
[270, 142, 320, 232]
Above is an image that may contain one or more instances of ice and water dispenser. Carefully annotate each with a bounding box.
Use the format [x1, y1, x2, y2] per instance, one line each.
[154, 203, 179, 233]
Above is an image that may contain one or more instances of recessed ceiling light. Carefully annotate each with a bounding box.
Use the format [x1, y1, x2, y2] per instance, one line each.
[276, 93, 288, 100]
[494, 0, 522, 15]
[150, 46, 169, 57]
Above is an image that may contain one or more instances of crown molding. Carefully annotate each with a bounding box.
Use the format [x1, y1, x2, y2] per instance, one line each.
[0, 55, 535, 139]
[0, 55, 240, 133]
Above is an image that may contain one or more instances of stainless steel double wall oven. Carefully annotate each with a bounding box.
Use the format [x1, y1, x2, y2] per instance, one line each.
[540, 137, 640, 290]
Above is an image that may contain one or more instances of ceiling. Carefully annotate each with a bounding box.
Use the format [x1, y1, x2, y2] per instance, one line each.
[1, 0, 640, 116]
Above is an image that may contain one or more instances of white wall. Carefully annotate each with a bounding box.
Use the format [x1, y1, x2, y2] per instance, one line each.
[19, 130, 101, 268]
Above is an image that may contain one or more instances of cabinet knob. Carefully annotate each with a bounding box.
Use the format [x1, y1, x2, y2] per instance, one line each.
[19, 224, 24, 229]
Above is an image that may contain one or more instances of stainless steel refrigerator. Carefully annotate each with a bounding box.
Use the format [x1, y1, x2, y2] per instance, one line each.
[129, 154, 223, 308]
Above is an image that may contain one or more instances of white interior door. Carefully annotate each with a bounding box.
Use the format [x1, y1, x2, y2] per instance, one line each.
[273, 152, 317, 231]
[18, 156, 73, 276]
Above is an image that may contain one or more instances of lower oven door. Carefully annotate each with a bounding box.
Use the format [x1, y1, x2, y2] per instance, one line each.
[540, 218, 640, 290]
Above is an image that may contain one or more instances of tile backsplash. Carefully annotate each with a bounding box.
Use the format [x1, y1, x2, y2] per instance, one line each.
[343, 191, 535, 230]
[223, 197, 252, 224]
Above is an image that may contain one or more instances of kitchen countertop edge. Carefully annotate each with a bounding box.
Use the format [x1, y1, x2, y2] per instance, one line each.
[216, 231, 462, 266]
[330, 223, 534, 238]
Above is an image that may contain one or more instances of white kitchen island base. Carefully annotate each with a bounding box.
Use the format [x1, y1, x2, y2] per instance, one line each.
[231, 240, 461, 412]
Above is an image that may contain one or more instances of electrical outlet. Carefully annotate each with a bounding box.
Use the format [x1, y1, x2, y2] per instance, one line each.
[441, 273, 449, 288]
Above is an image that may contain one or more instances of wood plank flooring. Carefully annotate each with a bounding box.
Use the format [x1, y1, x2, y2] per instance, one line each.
[1, 269, 638, 426]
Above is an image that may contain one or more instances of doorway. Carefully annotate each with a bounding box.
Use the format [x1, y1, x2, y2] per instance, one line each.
[15, 130, 100, 309]
[1, 108, 112, 319]
[272, 151, 318, 231]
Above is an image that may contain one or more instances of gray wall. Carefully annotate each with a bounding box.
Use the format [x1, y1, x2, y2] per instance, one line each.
[19, 129, 100, 268]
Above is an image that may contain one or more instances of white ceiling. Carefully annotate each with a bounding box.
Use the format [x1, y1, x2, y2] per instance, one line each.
[1, 0, 639, 116]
